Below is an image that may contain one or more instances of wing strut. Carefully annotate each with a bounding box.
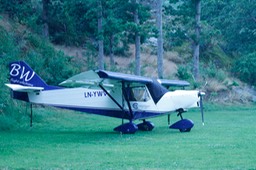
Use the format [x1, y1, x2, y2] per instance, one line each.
[99, 83, 133, 120]
[121, 82, 134, 120]
[99, 84, 124, 111]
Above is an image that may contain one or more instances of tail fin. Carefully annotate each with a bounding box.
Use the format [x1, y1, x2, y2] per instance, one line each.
[5, 61, 48, 102]
[9, 61, 48, 88]
[6, 61, 48, 102]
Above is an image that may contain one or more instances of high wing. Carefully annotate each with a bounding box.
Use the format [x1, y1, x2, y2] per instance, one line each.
[96, 70, 153, 84]
[59, 70, 153, 88]
[60, 70, 189, 89]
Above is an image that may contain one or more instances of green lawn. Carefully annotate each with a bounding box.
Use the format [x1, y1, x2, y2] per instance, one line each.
[0, 105, 256, 169]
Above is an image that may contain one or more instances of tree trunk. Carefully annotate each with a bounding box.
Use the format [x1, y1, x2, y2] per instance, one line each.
[156, 0, 163, 79]
[109, 35, 115, 69]
[98, 0, 104, 70]
[193, 0, 201, 81]
[134, 29, 141, 76]
[42, 0, 49, 38]
[133, 0, 141, 76]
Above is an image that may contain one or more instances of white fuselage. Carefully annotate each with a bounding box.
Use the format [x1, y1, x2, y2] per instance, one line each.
[28, 86, 200, 116]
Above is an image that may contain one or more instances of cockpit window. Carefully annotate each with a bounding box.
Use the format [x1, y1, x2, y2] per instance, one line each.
[128, 86, 150, 102]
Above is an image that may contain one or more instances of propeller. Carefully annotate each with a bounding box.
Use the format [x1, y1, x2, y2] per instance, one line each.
[198, 91, 205, 125]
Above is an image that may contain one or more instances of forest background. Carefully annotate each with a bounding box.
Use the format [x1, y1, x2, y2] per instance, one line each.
[0, 0, 256, 129]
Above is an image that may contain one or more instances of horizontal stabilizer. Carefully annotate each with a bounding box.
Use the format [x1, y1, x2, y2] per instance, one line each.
[5, 83, 44, 92]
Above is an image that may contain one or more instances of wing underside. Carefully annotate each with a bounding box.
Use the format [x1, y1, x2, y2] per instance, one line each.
[158, 79, 190, 88]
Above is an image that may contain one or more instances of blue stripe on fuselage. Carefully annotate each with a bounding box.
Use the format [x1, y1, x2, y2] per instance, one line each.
[50, 105, 165, 120]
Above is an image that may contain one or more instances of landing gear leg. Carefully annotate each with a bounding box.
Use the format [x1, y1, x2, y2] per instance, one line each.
[168, 114, 170, 125]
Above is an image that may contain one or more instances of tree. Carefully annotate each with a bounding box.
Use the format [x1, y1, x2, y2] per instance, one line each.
[97, 0, 104, 70]
[156, 0, 163, 78]
[165, 0, 203, 80]
[202, 0, 256, 55]
[192, 0, 201, 81]
[42, 0, 50, 38]
[103, 0, 128, 69]
[233, 52, 256, 86]
[133, 0, 141, 75]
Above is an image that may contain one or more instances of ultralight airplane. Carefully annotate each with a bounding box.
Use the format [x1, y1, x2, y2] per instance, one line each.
[5, 61, 205, 134]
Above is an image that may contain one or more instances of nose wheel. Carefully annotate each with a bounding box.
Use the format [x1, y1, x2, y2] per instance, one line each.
[169, 108, 194, 132]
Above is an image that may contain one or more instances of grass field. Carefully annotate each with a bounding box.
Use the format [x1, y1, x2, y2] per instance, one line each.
[0, 104, 256, 169]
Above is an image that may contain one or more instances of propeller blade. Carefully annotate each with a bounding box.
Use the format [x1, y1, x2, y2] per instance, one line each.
[198, 92, 205, 125]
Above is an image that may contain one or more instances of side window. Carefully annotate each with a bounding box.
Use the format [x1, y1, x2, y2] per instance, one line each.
[131, 86, 150, 102]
